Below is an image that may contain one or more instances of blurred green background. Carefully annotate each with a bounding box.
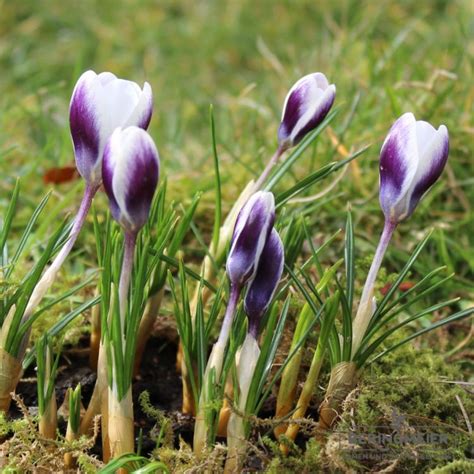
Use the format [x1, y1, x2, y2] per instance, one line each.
[0, 0, 473, 304]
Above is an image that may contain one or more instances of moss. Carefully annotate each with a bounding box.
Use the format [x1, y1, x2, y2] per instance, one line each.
[324, 343, 474, 472]
[0, 395, 102, 472]
[264, 437, 323, 473]
[429, 459, 474, 473]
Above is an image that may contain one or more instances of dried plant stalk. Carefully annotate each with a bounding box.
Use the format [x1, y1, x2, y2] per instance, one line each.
[317, 361, 358, 434]
[64, 420, 79, 468]
[0, 348, 22, 413]
[108, 387, 134, 459]
[39, 395, 57, 439]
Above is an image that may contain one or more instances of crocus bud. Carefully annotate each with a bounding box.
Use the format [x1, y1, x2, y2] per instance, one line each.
[278, 72, 336, 150]
[102, 127, 159, 233]
[226, 191, 275, 288]
[70, 70, 153, 186]
[244, 228, 284, 337]
[379, 112, 449, 224]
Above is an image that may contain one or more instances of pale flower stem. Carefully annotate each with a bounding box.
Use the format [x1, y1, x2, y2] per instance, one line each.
[254, 146, 284, 190]
[216, 285, 241, 349]
[118, 231, 137, 330]
[351, 219, 396, 355]
[24, 182, 99, 319]
[193, 285, 241, 454]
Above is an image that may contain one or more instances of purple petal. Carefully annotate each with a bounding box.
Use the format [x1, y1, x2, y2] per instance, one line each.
[226, 192, 275, 288]
[69, 71, 100, 182]
[123, 140, 159, 229]
[379, 113, 416, 220]
[244, 228, 284, 337]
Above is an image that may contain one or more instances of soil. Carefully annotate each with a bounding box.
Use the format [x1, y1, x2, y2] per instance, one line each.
[10, 334, 195, 458]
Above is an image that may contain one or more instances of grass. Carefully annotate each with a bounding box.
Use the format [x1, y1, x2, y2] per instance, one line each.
[0, 0, 472, 470]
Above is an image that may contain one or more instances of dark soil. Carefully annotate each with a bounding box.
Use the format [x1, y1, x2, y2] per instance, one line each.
[11, 334, 194, 457]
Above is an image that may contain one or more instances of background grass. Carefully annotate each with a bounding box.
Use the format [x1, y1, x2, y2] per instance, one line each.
[0, 0, 472, 345]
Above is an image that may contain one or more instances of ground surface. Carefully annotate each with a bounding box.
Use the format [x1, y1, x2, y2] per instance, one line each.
[0, 0, 473, 472]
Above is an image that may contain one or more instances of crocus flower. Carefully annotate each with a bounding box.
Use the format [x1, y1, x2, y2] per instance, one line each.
[70, 70, 153, 186]
[102, 126, 159, 233]
[278, 72, 336, 150]
[244, 228, 284, 337]
[226, 191, 275, 289]
[379, 112, 449, 224]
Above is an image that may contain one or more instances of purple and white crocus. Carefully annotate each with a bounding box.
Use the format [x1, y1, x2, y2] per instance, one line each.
[218, 191, 276, 348]
[255, 72, 336, 189]
[351, 113, 449, 355]
[278, 72, 336, 150]
[23, 71, 154, 322]
[226, 228, 284, 467]
[102, 126, 160, 319]
[70, 70, 153, 186]
[194, 190, 279, 453]
[379, 112, 449, 224]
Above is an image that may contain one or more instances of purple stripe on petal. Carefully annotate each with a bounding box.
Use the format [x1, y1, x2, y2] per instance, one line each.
[278, 85, 309, 144]
[226, 192, 275, 287]
[244, 228, 284, 338]
[379, 113, 415, 219]
[123, 141, 159, 230]
[70, 76, 100, 182]
[291, 88, 335, 145]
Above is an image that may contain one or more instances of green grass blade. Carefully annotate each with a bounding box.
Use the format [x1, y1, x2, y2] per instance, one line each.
[209, 105, 222, 254]
[367, 307, 474, 366]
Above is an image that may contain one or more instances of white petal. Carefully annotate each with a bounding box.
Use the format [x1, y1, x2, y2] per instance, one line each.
[110, 127, 137, 226]
[404, 122, 449, 200]
[125, 81, 153, 129]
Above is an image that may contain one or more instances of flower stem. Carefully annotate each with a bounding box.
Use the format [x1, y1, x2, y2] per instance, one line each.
[24, 182, 99, 318]
[351, 219, 396, 355]
[193, 284, 241, 455]
[118, 231, 137, 328]
[254, 146, 284, 190]
[216, 284, 241, 349]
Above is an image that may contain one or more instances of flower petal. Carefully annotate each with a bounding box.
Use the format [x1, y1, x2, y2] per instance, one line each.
[226, 191, 275, 287]
[244, 228, 284, 337]
[69, 70, 101, 182]
[379, 112, 418, 221]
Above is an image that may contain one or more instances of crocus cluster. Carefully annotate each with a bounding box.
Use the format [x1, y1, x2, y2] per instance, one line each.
[194, 190, 284, 454]
[222, 191, 279, 344]
[69, 71, 159, 461]
[24, 71, 154, 322]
